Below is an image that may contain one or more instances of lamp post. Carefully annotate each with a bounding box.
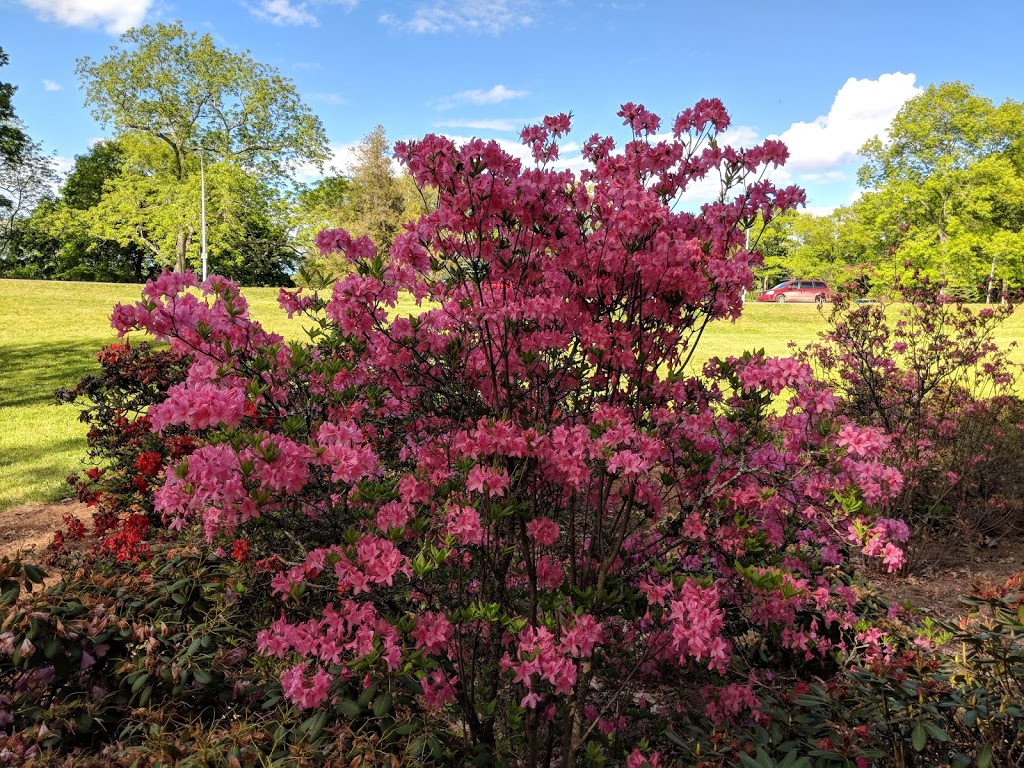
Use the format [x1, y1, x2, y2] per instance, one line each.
[198, 145, 208, 281]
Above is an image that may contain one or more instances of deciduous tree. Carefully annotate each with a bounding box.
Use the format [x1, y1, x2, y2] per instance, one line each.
[295, 126, 433, 280]
[0, 47, 27, 169]
[857, 82, 1024, 294]
[0, 137, 57, 260]
[76, 21, 330, 273]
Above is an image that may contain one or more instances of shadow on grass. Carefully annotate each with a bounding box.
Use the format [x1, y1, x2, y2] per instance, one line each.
[0, 434, 86, 511]
[0, 338, 107, 409]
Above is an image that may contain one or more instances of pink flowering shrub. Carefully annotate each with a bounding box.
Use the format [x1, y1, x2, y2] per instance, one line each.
[798, 275, 1023, 541]
[682, 574, 1024, 766]
[105, 102, 909, 764]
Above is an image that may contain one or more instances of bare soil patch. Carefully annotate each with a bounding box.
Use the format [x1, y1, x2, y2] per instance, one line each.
[0, 500, 90, 561]
[866, 536, 1024, 620]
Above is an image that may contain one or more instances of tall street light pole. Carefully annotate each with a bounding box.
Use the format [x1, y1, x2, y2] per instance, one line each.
[199, 146, 208, 281]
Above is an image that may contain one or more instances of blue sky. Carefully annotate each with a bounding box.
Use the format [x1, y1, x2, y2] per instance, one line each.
[3, 0, 1024, 212]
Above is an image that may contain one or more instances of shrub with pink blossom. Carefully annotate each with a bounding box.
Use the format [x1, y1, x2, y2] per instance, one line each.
[798, 275, 1024, 543]
[5, 101, 916, 765]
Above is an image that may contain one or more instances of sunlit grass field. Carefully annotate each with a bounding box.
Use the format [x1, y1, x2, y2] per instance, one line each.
[3, 278, 1023, 511]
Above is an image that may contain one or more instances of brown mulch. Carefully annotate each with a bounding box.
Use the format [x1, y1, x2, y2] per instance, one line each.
[0, 500, 91, 561]
[870, 535, 1024, 620]
[1, 501, 1022, 623]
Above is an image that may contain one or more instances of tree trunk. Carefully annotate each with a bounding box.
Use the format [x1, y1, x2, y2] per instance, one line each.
[175, 228, 188, 273]
[985, 254, 996, 304]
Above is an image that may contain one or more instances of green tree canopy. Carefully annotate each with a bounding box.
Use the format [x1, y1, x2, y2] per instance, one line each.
[0, 47, 57, 260]
[859, 82, 1023, 187]
[855, 82, 1024, 297]
[754, 208, 873, 291]
[0, 47, 28, 170]
[76, 21, 330, 274]
[0, 137, 58, 260]
[2, 139, 152, 281]
[295, 125, 433, 281]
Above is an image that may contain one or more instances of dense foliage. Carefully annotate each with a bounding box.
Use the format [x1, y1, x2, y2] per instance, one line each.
[72, 21, 327, 277]
[3, 100, 1023, 767]
[294, 125, 433, 282]
[0, 47, 27, 170]
[0, 46, 58, 263]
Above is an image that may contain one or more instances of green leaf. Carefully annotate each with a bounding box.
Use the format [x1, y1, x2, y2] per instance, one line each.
[664, 730, 689, 748]
[978, 744, 993, 768]
[373, 691, 393, 717]
[912, 724, 927, 752]
[22, 564, 46, 583]
[192, 667, 213, 685]
[778, 753, 811, 768]
[131, 672, 150, 694]
[76, 711, 94, 733]
[394, 718, 421, 736]
[336, 699, 361, 718]
[299, 710, 327, 739]
[44, 635, 61, 659]
[357, 682, 377, 708]
[428, 734, 443, 758]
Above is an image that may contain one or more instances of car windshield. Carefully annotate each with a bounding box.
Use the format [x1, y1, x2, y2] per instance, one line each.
[770, 281, 791, 290]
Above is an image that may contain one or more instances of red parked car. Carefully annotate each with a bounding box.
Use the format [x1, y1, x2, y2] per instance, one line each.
[756, 279, 830, 304]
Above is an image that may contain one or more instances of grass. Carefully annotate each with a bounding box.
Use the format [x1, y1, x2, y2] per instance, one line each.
[689, 302, 830, 365]
[3, 279, 1023, 511]
[0, 279, 304, 512]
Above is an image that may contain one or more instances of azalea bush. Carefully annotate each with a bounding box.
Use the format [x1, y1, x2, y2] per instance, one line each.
[0, 539, 369, 766]
[4, 101, 914, 765]
[681, 575, 1024, 768]
[798, 277, 1023, 540]
[55, 340, 192, 561]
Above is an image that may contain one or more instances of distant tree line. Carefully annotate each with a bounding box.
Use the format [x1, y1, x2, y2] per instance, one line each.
[0, 24, 428, 287]
[755, 83, 1024, 301]
[4, 28, 1022, 293]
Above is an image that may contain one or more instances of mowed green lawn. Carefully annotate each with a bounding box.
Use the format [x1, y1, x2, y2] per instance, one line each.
[2, 279, 1023, 511]
[0, 279, 308, 511]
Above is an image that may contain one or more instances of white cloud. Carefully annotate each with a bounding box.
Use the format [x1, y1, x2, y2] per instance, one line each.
[250, 0, 318, 26]
[18, 0, 152, 33]
[803, 205, 838, 217]
[716, 124, 761, 149]
[434, 117, 534, 132]
[248, 0, 358, 27]
[379, 0, 533, 35]
[291, 140, 358, 183]
[42, 79, 62, 92]
[775, 73, 921, 173]
[669, 75, 922, 210]
[436, 84, 528, 110]
[798, 170, 848, 184]
[308, 92, 349, 105]
[53, 155, 75, 177]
